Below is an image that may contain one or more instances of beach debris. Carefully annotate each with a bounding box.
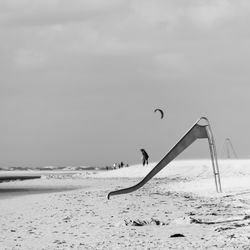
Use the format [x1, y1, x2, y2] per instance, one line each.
[215, 221, 250, 232]
[170, 233, 185, 238]
[190, 215, 250, 225]
[188, 211, 196, 216]
[215, 226, 236, 232]
[243, 215, 250, 220]
[53, 239, 67, 245]
[63, 215, 72, 223]
[118, 218, 168, 227]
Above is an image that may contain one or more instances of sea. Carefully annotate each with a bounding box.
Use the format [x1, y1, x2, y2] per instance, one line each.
[0, 165, 104, 199]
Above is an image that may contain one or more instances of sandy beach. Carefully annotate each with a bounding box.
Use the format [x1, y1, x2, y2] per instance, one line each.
[2, 0, 250, 248]
[1, 160, 250, 249]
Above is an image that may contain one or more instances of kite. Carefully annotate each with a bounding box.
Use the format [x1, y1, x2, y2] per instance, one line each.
[154, 109, 164, 119]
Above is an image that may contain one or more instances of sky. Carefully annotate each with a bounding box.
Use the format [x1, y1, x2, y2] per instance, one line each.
[1, 0, 250, 167]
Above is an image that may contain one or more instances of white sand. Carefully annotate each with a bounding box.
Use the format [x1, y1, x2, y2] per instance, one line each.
[1, 159, 250, 249]
[94, 159, 250, 195]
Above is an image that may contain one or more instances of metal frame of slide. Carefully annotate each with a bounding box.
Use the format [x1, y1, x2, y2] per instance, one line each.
[107, 117, 222, 199]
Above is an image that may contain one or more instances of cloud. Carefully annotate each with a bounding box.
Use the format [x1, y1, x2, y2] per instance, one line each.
[13, 49, 46, 69]
[0, 0, 125, 26]
[2, 0, 250, 72]
[1, 0, 249, 31]
[187, 0, 235, 28]
[154, 53, 192, 79]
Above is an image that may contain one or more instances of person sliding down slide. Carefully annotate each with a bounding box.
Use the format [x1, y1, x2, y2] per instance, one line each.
[140, 149, 149, 166]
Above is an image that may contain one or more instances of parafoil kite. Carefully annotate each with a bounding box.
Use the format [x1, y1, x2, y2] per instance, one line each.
[154, 108, 164, 119]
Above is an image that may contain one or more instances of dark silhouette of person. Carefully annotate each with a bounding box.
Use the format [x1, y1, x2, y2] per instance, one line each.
[140, 149, 149, 166]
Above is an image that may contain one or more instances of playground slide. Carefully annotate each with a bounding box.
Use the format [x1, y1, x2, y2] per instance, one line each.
[107, 117, 221, 199]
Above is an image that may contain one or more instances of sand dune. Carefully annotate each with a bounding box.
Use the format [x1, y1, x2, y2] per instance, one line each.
[94, 159, 250, 195]
[1, 159, 250, 249]
[95, 159, 250, 179]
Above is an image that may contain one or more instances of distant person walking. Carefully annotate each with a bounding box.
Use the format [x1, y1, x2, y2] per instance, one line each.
[140, 149, 149, 166]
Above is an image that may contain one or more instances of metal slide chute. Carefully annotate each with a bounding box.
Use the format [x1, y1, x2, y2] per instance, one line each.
[107, 117, 222, 199]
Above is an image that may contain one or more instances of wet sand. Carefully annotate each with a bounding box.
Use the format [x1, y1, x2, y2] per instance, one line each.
[0, 178, 88, 200]
[0, 175, 41, 183]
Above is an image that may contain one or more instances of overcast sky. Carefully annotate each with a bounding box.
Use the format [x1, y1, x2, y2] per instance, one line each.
[1, 0, 250, 167]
